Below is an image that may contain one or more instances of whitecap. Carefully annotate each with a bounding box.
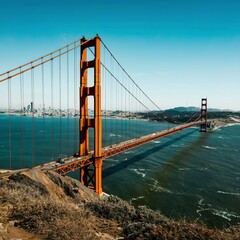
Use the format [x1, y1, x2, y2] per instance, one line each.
[197, 199, 240, 221]
[109, 133, 121, 137]
[198, 198, 204, 206]
[149, 178, 172, 193]
[212, 210, 240, 221]
[178, 168, 191, 171]
[130, 168, 146, 178]
[198, 198, 212, 207]
[130, 195, 144, 203]
[217, 191, 240, 196]
[198, 167, 209, 171]
[202, 145, 216, 150]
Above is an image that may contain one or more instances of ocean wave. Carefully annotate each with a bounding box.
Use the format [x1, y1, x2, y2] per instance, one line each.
[198, 198, 212, 207]
[130, 196, 144, 204]
[197, 198, 240, 221]
[149, 179, 173, 193]
[130, 168, 146, 178]
[202, 145, 217, 150]
[217, 191, 240, 196]
[109, 133, 122, 137]
[178, 168, 191, 171]
[212, 210, 240, 221]
[198, 167, 209, 171]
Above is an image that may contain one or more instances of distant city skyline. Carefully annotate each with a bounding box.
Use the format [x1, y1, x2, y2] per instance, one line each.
[1, 0, 240, 111]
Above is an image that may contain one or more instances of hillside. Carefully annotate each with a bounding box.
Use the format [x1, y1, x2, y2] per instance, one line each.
[0, 169, 239, 239]
[139, 110, 240, 124]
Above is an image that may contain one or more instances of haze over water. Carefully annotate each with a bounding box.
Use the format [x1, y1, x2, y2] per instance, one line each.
[0, 115, 239, 228]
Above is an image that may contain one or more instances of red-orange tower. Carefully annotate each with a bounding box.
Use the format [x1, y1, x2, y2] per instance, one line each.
[200, 98, 207, 132]
[80, 36, 102, 196]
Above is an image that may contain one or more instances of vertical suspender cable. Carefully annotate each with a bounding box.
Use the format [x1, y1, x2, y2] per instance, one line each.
[128, 76, 130, 139]
[8, 74, 12, 169]
[121, 71, 123, 141]
[103, 45, 107, 147]
[31, 64, 35, 166]
[74, 43, 77, 154]
[20, 69, 24, 168]
[113, 59, 119, 143]
[110, 54, 113, 145]
[59, 50, 62, 157]
[124, 74, 127, 141]
[41, 58, 46, 163]
[51, 56, 54, 160]
[67, 46, 70, 155]
[116, 62, 121, 142]
[136, 86, 139, 137]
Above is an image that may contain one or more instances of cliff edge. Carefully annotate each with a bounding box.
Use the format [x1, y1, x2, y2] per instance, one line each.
[0, 169, 239, 239]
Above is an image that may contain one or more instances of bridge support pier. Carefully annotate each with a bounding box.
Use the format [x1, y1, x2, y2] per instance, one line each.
[79, 36, 103, 196]
[200, 98, 207, 132]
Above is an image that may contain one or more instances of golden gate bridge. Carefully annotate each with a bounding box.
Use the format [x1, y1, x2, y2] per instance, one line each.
[0, 35, 210, 195]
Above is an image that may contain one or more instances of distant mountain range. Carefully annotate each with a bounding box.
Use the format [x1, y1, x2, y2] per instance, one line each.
[165, 106, 237, 112]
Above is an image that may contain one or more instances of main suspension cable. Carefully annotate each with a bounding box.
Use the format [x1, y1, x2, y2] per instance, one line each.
[0, 38, 95, 82]
[100, 39, 161, 111]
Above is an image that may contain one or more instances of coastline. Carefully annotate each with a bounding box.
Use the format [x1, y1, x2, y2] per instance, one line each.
[211, 117, 240, 127]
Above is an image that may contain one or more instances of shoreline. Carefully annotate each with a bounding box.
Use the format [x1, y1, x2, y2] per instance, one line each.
[1, 112, 240, 128]
[211, 117, 240, 127]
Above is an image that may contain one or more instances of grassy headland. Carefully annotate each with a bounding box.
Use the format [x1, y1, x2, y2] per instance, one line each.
[0, 170, 239, 239]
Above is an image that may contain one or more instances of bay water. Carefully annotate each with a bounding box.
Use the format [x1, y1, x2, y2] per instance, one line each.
[0, 115, 239, 228]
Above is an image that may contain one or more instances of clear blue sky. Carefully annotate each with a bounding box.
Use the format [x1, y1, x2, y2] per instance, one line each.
[1, 0, 240, 110]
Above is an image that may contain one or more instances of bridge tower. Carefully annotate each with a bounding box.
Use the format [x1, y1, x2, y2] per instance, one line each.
[200, 98, 207, 132]
[79, 36, 103, 196]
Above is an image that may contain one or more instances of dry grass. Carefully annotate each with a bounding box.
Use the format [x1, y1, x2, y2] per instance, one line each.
[0, 170, 239, 240]
[87, 195, 240, 240]
[0, 172, 117, 239]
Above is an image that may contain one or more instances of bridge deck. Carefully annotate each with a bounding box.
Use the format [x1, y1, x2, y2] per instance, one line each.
[50, 120, 207, 175]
